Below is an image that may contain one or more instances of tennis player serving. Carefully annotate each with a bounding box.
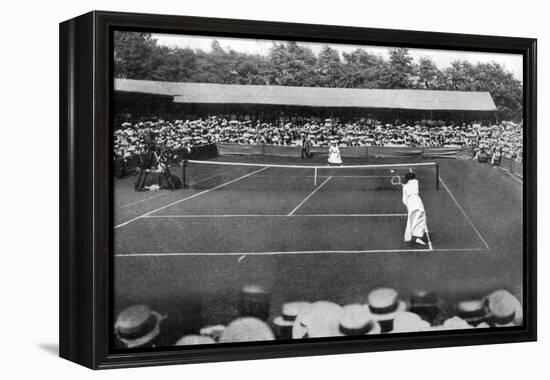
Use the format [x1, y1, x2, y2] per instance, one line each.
[392, 170, 428, 246]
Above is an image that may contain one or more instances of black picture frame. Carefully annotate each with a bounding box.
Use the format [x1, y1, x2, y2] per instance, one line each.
[59, 10, 537, 369]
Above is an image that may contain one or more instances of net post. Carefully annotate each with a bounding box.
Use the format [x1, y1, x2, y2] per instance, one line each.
[435, 162, 440, 190]
[314, 167, 318, 187]
[182, 159, 188, 188]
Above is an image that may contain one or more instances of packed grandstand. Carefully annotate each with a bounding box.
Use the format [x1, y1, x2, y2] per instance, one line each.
[113, 116, 523, 162]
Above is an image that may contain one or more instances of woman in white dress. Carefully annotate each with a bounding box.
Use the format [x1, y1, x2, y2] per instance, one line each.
[401, 172, 427, 246]
[327, 141, 343, 165]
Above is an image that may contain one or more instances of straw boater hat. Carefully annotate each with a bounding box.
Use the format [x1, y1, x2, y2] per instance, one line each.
[476, 322, 491, 329]
[457, 299, 490, 326]
[174, 335, 215, 346]
[337, 304, 381, 336]
[239, 284, 271, 321]
[485, 289, 522, 327]
[114, 305, 166, 348]
[391, 312, 431, 333]
[440, 316, 474, 330]
[367, 288, 407, 332]
[272, 302, 311, 340]
[292, 301, 344, 339]
[219, 317, 275, 343]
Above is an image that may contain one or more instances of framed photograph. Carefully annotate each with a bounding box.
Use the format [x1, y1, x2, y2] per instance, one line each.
[59, 11, 537, 369]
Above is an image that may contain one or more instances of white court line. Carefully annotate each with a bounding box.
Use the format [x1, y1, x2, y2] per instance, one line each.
[144, 213, 408, 218]
[288, 176, 332, 216]
[186, 166, 245, 186]
[117, 166, 244, 210]
[118, 191, 169, 210]
[439, 177, 491, 250]
[425, 223, 434, 250]
[252, 175, 393, 178]
[114, 167, 268, 229]
[115, 247, 487, 258]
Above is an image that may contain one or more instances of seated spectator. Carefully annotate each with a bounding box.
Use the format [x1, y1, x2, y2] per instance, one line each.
[113, 115, 523, 168]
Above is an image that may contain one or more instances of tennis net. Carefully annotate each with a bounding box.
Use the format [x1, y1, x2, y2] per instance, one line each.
[181, 159, 440, 191]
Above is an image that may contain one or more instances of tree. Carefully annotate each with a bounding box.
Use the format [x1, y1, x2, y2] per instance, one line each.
[437, 60, 522, 120]
[444, 60, 477, 90]
[381, 48, 415, 88]
[416, 57, 440, 89]
[340, 49, 387, 88]
[315, 46, 343, 87]
[471, 62, 523, 120]
[265, 42, 318, 86]
[112, 31, 523, 121]
[114, 32, 158, 79]
[150, 46, 197, 82]
[191, 41, 238, 83]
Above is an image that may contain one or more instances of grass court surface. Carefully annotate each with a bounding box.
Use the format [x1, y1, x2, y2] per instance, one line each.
[114, 155, 522, 335]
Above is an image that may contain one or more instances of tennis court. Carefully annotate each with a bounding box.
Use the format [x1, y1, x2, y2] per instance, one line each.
[113, 156, 522, 330]
[115, 158, 488, 256]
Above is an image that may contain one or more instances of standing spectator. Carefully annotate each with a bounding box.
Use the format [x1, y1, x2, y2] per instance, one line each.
[301, 135, 311, 159]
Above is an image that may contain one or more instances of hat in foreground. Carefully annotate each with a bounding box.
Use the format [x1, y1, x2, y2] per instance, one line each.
[292, 301, 344, 339]
[174, 335, 215, 346]
[457, 299, 490, 326]
[273, 301, 311, 340]
[219, 317, 275, 343]
[486, 289, 523, 326]
[338, 304, 381, 336]
[114, 305, 165, 348]
[367, 288, 407, 332]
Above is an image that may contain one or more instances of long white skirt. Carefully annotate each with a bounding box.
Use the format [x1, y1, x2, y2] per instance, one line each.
[404, 194, 427, 241]
[328, 151, 342, 164]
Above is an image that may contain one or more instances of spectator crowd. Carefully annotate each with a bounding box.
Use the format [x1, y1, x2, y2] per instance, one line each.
[113, 115, 523, 162]
[114, 285, 523, 349]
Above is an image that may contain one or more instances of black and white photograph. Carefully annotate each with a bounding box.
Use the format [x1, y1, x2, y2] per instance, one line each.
[112, 31, 525, 349]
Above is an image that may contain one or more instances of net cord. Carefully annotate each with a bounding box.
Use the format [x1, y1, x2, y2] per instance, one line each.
[183, 159, 439, 189]
[186, 159, 436, 170]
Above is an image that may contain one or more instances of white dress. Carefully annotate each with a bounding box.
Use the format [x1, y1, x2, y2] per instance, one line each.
[402, 179, 427, 241]
[328, 145, 342, 164]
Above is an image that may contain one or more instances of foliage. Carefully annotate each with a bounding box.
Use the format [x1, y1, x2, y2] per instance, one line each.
[114, 32, 523, 120]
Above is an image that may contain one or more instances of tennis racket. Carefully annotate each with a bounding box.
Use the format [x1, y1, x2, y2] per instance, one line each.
[390, 169, 403, 186]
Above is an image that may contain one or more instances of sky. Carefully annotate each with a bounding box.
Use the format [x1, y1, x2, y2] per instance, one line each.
[153, 33, 523, 81]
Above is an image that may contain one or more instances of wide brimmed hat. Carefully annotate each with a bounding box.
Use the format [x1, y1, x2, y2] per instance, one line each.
[174, 335, 215, 346]
[219, 317, 275, 343]
[485, 289, 522, 327]
[337, 304, 381, 336]
[114, 305, 165, 348]
[457, 299, 490, 326]
[292, 301, 344, 339]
